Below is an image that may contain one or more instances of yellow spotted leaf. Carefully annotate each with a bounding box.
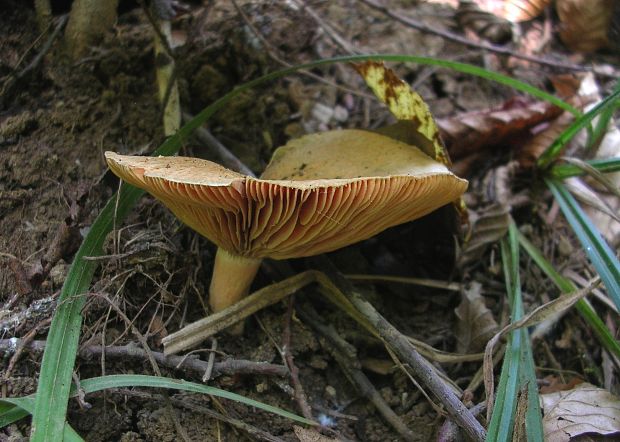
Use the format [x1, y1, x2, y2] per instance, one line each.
[355, 61, 467, 223]
[354, 61, 449, 167]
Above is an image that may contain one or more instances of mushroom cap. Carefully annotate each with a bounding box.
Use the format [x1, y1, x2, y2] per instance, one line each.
[105, 129, 467, 259]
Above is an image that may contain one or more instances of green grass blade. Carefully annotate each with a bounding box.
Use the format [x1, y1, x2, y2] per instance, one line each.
[537, 88, 620, 168]
[588, 80, 620, 152]
[1, 397, 83, 441]
[31, 53, 574, 441]
[517, 231, 620, 359]
[546, 179, 620, 310]
[0, 401, 30, 428]
[550, 157, 620, 179]
[487, 224, 543, 441]
[77, 375, 315, 425]
[4, 374, 314, 432]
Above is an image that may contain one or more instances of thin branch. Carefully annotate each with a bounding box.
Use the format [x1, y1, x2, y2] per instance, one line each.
[0, 339, 288, 379]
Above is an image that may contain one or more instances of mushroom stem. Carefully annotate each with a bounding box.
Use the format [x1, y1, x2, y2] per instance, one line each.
[209, 248, 262, 313]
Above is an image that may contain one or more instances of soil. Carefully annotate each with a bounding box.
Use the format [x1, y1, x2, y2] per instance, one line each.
[1, 0, 619, 441]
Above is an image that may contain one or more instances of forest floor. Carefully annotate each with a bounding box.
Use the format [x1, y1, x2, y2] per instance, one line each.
[1, 0, 619, 441]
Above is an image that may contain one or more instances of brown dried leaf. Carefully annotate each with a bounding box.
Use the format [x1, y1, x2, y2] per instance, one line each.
[471, 0, 551, 22]
[457, 1, 513, 44]
[457, 204, 510, 267]
[556, 0, 614, 53]
[455, 282, 499, 353]
[541, 383, 620, 441]
[437, 97, 562, 161]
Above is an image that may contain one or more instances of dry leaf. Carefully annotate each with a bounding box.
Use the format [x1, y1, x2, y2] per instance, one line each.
[457, 1, 513, 44]
[470, 0, 551, 22]
[437, 96, 562, 161]
[293, 426, 340, 442]
[556, 0, 614, 52]
[539, 376, 584, 395]
[354, 61, 469, 223]
[455, 282, 499, 353]
[541, 383, 620, 441]
[457, 203, 510, 267]
[354, 61, 450, 167]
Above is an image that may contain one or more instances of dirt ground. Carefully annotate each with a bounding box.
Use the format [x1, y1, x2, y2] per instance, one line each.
[1, 0, 619, 441]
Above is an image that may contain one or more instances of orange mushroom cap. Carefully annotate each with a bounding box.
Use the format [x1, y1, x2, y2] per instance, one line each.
[105, 129, 467, 260]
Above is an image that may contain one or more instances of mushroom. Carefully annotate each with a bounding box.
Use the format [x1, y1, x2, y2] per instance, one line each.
[105, 129, 467, 320]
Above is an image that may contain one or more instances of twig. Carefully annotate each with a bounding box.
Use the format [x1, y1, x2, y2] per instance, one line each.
[182, 112, 256, 177]
[282, 295, 313, 420]
[202, 338, 217, 382]
[359, 0, 610, 75]
[163, 271, 319, 354]
[117, 389, 286, 442]
[311, 257, 487, 442]
[0, 339, 288, 379]
[297, 304, 416, 441]
[346, 273, 461, 291]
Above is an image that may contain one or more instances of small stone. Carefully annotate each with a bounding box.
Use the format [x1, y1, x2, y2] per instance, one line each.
[324, 385, 337, 399]
[309, 354, 328, 370]
[311, 102, 334, 125]
[256, 382, 268, 393]
[332, 105, 349, 123]
[49, 260, 68, 288]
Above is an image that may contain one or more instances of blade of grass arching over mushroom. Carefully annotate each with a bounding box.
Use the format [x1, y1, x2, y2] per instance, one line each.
[517, 230, 620, 360]
[537, 86, 620, 169]
[30, 54, 573, 441]
[546, 179, 620, 310]
[486, 223, 542, 442]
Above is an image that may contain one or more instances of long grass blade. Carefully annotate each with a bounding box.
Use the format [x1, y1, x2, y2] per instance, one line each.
[550, 157, 620, 179]
[30, 54, 573, 440]
[487, 223, 542, 441]
[4, 374, 314, 432]
[546, 179, 620, 310]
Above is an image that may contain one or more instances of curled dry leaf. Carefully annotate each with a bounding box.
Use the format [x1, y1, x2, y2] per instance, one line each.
[354, 61, 450, 167]
[457, 204, 510, 267]
[354, 61, 469, 223]
[516, 73, 597, 168]
[541, 382, 620, 442]
[437, 97, 562, 162]
[469, 0, 551, 22]
[556, 0, 614, 52]
[456, 0, 513, 44]
[454, 281, 499, 353]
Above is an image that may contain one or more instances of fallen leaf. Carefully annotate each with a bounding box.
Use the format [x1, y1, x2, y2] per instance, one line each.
[539, 375, 584, 395]
[438, 96, 562, 161]
[456, 1, 513, 43]
[541, 383, 620, 441]
[556, 0, 614, 53]
[470, 0, 551, 22]
[354, 61, 449, 166]
[457, 203, 511, 267]
[455, 281, 499, 353]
